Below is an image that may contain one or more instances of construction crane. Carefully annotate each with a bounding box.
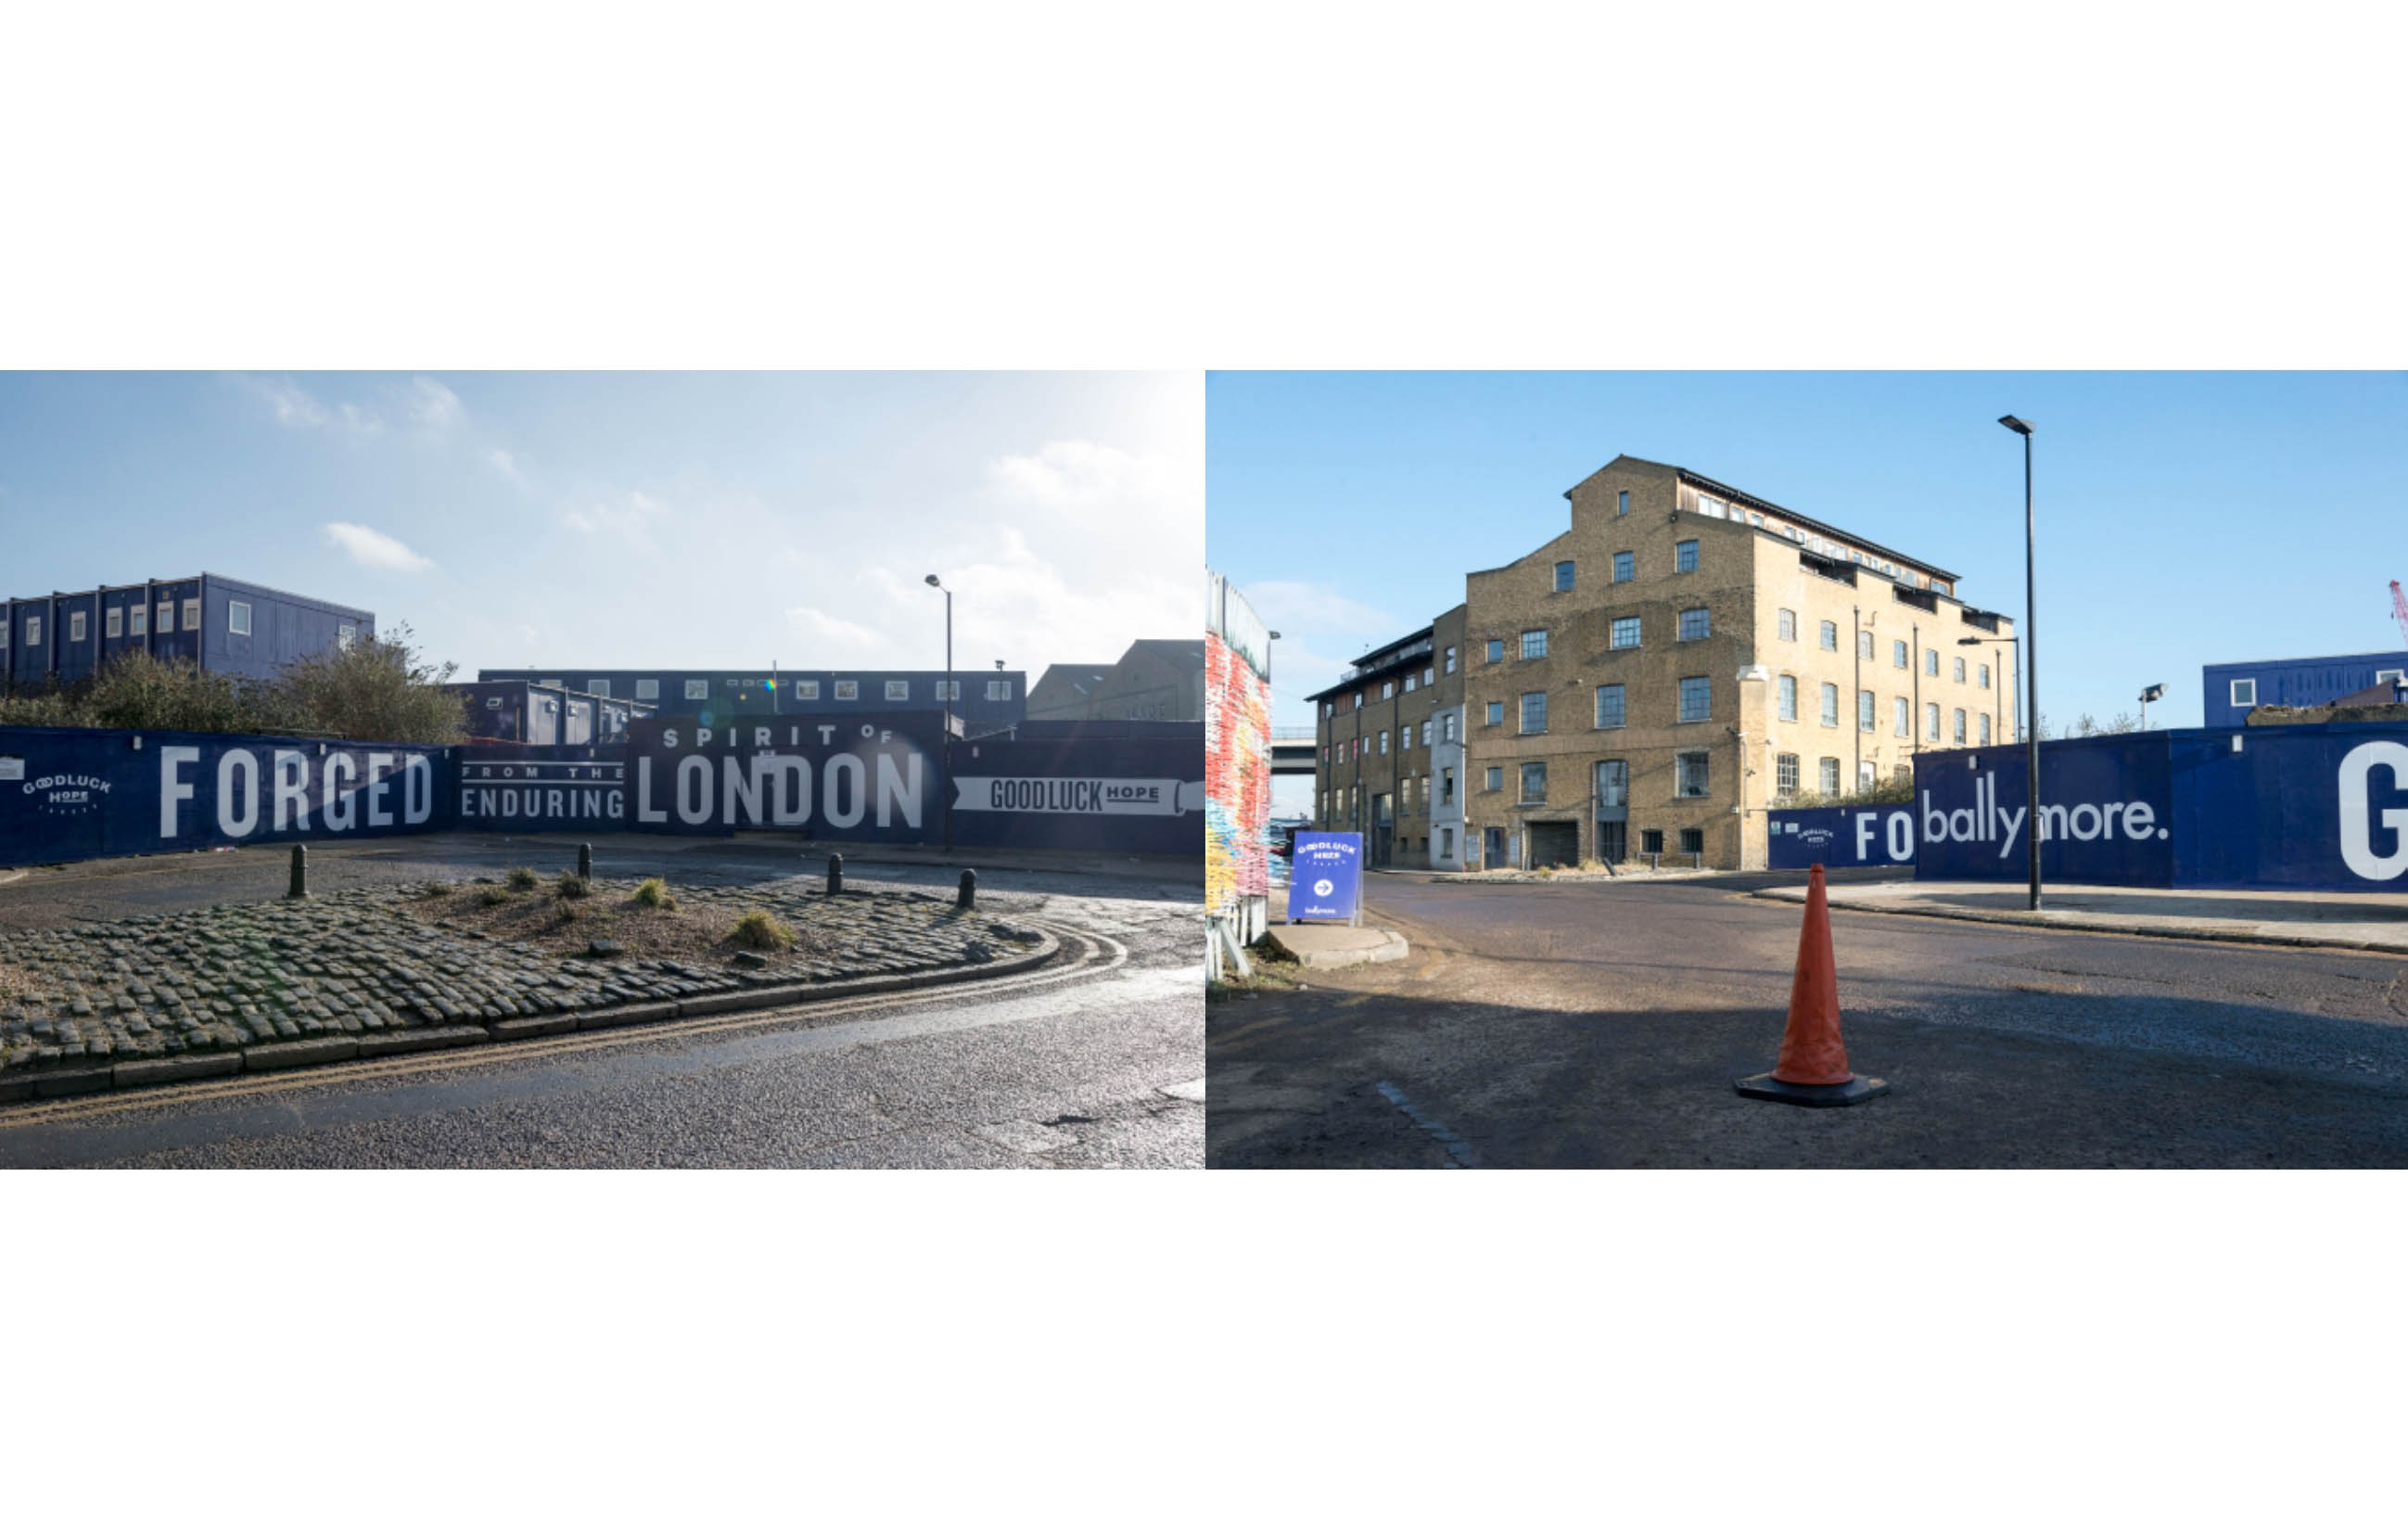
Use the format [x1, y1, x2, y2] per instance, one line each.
[2394, 581, 2408, 647]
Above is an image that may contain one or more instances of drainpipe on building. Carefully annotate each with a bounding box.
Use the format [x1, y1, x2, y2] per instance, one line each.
[1911, 619, 1921, 769]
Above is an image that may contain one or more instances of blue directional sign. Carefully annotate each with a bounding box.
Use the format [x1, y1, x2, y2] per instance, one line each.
[1288, 831, 1362, 923]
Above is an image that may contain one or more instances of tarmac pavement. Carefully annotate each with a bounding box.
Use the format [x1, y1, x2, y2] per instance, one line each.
[1754, 878, 2408, 953]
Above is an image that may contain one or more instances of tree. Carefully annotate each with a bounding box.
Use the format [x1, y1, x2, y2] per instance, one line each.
[277, 623, 467, 744]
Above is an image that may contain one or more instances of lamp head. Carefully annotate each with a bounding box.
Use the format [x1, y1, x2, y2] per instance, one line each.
[924, 574, 941, 588]
[1998, 414, 2034, 436]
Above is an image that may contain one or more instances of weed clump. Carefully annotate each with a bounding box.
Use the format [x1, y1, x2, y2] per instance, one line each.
[556, 872, 592, 899]
[476, 888, 512, 909]
[504, 866, 540, 891]
[633, 876, 675, 911]
[730, 910, 796, 951]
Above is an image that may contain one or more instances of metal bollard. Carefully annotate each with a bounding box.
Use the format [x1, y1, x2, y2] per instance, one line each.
[1648, 852, 1660, 873]
[1693, 851, 1702, 870]
[287, 843, 308, 900]
[957, 869, 976, 908]
[578, 842, 592, 880]
[827, 853, 844, 896]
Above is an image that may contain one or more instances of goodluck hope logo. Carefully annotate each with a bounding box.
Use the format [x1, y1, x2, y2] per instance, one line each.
[2338, 741, 2408, 881]
[23, 773, 111, 817]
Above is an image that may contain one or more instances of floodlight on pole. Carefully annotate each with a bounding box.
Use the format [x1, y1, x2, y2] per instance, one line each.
[2000, 413, 2040, 911]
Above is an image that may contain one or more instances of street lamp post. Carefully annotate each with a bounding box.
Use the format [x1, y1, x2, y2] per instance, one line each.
[924, 574, 953, 852]
[1999, 414, 2040, 911]
[2139, 683, 2165, 731]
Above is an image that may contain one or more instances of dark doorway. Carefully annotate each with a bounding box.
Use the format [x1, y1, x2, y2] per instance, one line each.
[1483, 825, 1503, 868]
[1528, 821, 1579, 868]
[1596, 820, 1627, 863]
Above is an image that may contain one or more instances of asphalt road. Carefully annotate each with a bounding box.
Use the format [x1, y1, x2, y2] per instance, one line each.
[0, 838, 1203, 1168]
[1208, 871, 2408, 1168]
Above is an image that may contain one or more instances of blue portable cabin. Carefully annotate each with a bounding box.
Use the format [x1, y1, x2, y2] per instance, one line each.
[475, 667, 1029, 733]
[445, 681, 653, 746]
[2203, 650, 2408, 728]
[4, 574, 372, 692]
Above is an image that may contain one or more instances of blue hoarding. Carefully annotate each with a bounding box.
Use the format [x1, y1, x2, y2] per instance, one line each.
[1911, 736, 2174, 885]
[1288, 831, 1362, 923]
[457, 744, 626, 835]
[1766, 805, 1916, 870]
[949, 728, 1203, 856]
[0, 725, 453, 865]
[622, 714, 943, 840]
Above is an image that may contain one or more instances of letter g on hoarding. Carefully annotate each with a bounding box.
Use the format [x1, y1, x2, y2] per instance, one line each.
[2338, 740, 2408, 881]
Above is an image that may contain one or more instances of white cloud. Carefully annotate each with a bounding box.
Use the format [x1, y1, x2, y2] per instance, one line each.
[987, 440, 1185, 509]
[1242, 579, 1399, 641]
[250, 377, 383, 436]
[324, 521, 433, 573]
[486, 447, 527, 486]
[409, 377, 465, 432]
[558, 490, 669, 553]
[783, 606, 889, 660]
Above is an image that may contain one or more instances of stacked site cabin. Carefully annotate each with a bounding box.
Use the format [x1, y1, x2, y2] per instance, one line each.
[3, 574, 374, 692]
[2202, 651, 2408, 728]
[442, 680, 654, 746]
[477, 668, 1028, 734]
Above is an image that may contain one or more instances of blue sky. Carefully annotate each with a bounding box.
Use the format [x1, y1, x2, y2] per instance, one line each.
[1210, 372, 2408, 780]
[0, 372, 1201, 684]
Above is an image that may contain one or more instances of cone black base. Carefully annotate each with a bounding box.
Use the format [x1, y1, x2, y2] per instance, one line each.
[1734, 1072, 1890, 1107]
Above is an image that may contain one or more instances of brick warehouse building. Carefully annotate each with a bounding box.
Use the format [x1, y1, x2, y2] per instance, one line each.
[1309, 454, 2017, 871]
[1305, 604, 1469, 868]
[3, 574, 373, 693]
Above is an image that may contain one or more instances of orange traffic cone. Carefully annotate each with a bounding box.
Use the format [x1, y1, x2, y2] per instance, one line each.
[1735, 863, 1890, 1106]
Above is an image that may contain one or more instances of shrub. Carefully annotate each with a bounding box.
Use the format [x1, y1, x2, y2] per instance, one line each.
[504, 866, 539, 891]
[632, 877, 675, 910]
[730, 910, 796, 951]
[556, 872, 592, 899]
[552, 898, 583, 924]
[476, 888, 513, 908]
[276, 621, 467, 744]
[419, 880, 455, 898]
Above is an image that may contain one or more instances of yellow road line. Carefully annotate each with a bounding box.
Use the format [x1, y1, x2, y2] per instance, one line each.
[0, 927, 1128, 1129]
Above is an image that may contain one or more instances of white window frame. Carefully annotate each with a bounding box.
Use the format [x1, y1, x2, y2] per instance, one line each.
[2379, 670, 2406, 685]
[1595, 684, 1625, 730]
[1777, 608, 1796, 642]
[181, 598, 200, 633]
[70, 611, 86, 644]
[987, 679, 1012, 700]
[1777, 675, 1798, 722]
[338, 623, 358, 650]
[1893, 640, 1908, 669]
[1820, 758, 1842, 796]
[26, 615, 40, 646]
[158, 602, 174, 636]
[1678, 675, 1712, 723]
[1679, 608, 1711, 642]
[227, 601, 251, 638]
[1818, 620, 1838, 651]
[1675, 751, 1710, 799]
[1485, 765, 1504, 793]
[130, 604, 147, 637]
[1485, 701, 1505, 726]
[1776, 752, 1800, 798]
[885, 680, 911, 701]
[1926, 702, 1942, 740]
[1611, 617, 1641, 650]
[1521, 629, 1548, 660]
[2230, 678, 2255, 707]
[106, 606, 122, 639]
[635, 679, 660, 700]
[589, 679, 611, 697]
[1820, 683, 1839, 727]
[1444, 646, 1458, 674]
[1612, 551, 1635, 583]
[682, 679, 709, 700]
[796, 681, 821, 699]
[1520, 692, 1548, 735]
[835, 680, 860, 701]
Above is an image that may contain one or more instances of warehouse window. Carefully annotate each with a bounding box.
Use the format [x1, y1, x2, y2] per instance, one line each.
[1382, 681, 1395, 699]
[1612, 551, 1635, 582]
[540, 678, 563, 689]
[1954, 708, 1968, 745]
[1678, 675, 1711, 723]
[1679, 608, 1711, 641]
[933, 680, 960, 700]
[1675, 540, 1699, 573]
[635, 680, 659, 700]
[1641, 828, 1663, 854]
[1611, 617, 1641, 650]
[1675, 752, 1710, 798]
[1895, 697, 1910, 736]
[1777, 675, 1798, 721]
[1924, 648, 1938, 676]
[1485, 640, 1503, 664]
[1322, 702, 1334, 720]
[25, 616, 39, 646]
[1486, 700, 1504, 726]
[1520, 692, 1548, 734]
[1521, 629, 1548, 659]
[886, 680, 911, 700]
[182, 598, 199, 632]
[228, 602, 251, 637]
[1892, 640, 1908, 669]
[835, 681, 859, 700]
[1776, 752, 1799, 798]
[1554, 560, 1576, 592]
[987, 679, 1012, 700]
[2230, 678, 2256, 707]
[70, 611, 86, 644]
[1520, 762, 1547, 802]
[338, 622, 357, 649]
[1485, 766, 1503, 792]
[1820, 683, 1839, 727]
[1820, 758, 1841, 796]
[1404, 673, 1418, 694]
[158, 602, 174, 635]
[130, 605, 146, 636]
[685, 679, 709, 700]
[1777, 608, 1796, 642]
[1979, 713, 1992, 746]
[1378, 730, 1389, 754]
[1618, 490, 1631, 517]
[1679, 827, 1704, 856]
[1595, 684, 1624, 729]
[590, 679, 610, 697]
[1444, 646, 1458, 674]
[1353, 692, 1363, 709]
[1859, 631, 1874, 660]
[1926, 702, 1942, 740]
[1819, 620, 1837, 651]
[1953, 657, 1966, 684]
[106, 607, 122, 639]
[1859, 689, 1876, 732]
